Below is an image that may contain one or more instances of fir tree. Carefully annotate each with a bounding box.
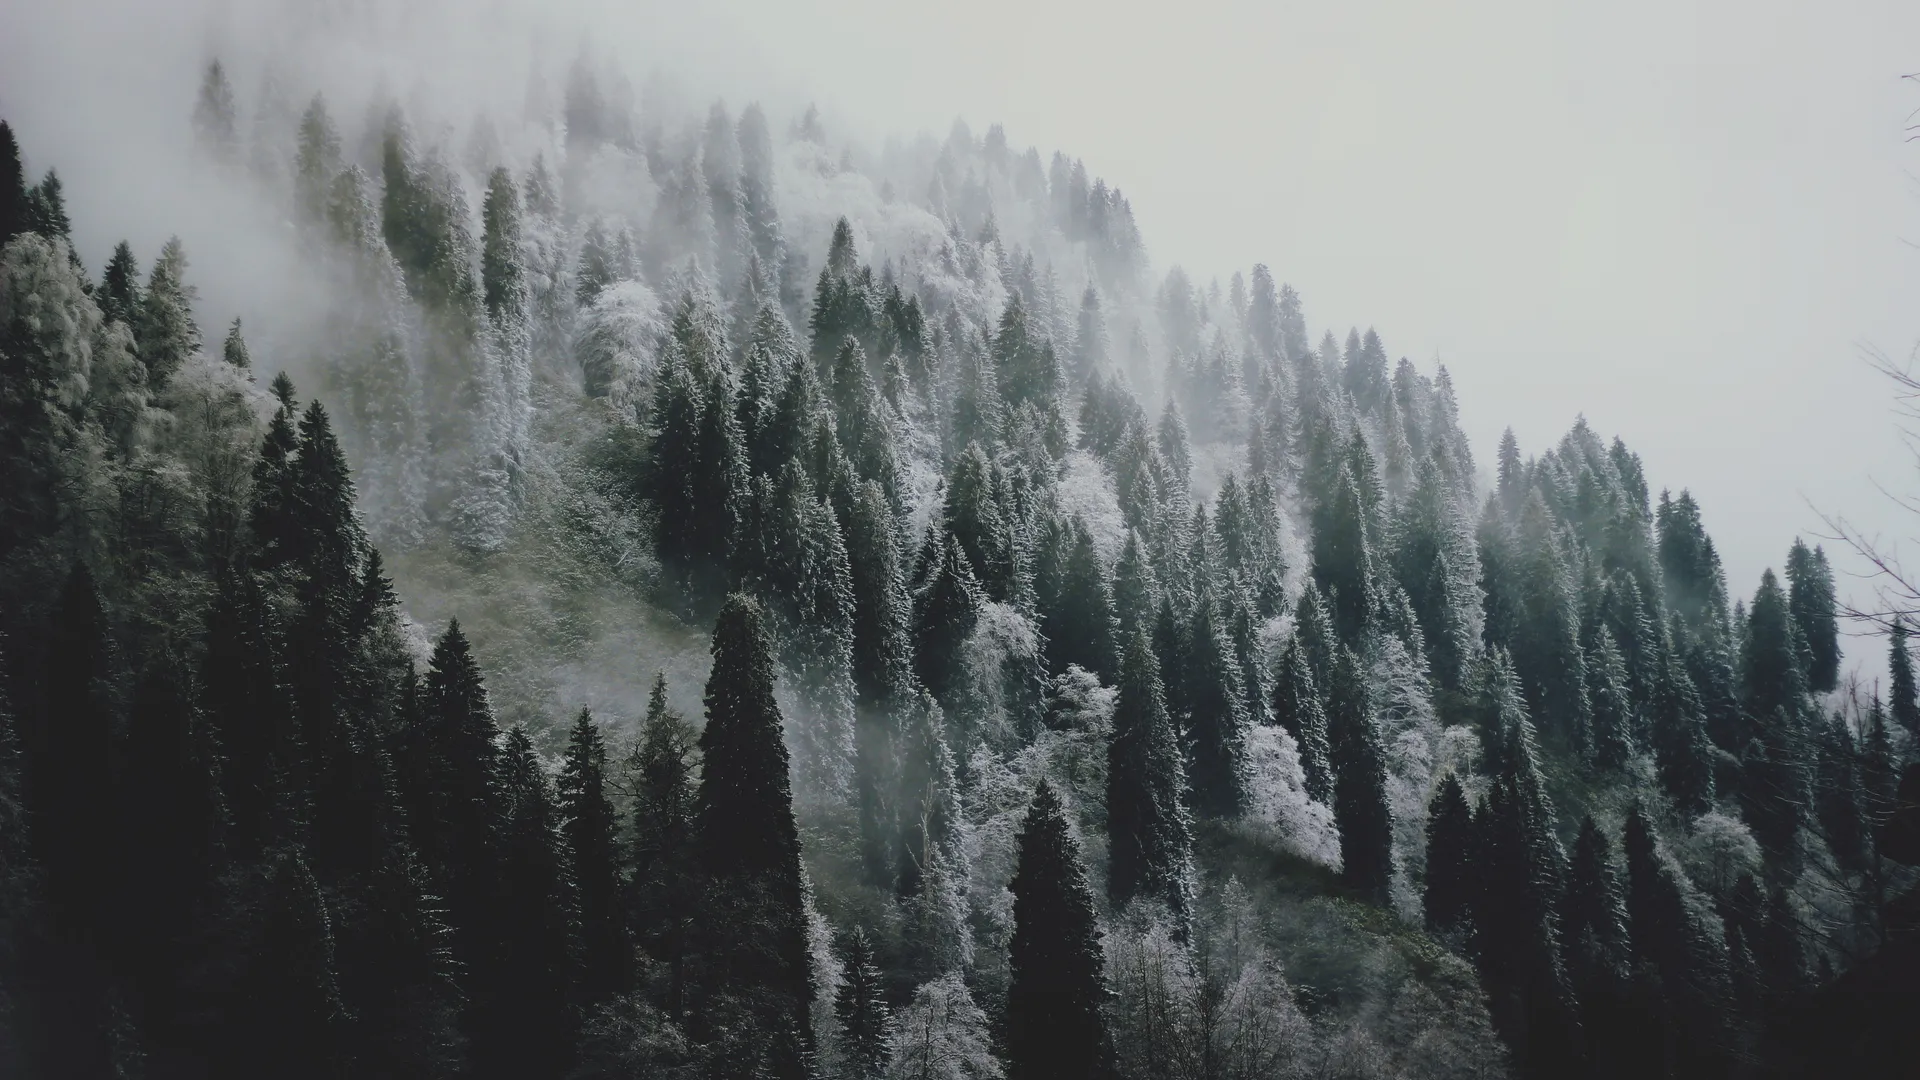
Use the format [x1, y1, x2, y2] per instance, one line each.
[1423, 771, 1475, 937]
[98, 240, 142, 328]
[1183, 589, 1249, 819]
[914, 538, 982, 713]
[560, 708, 628, 1004]
[480, 726, 579, 1080]
[835, 927, 892, 1080]
[1106, 633, 1193, 925]
[230, 853, 347, 1080]
[1271, 637, 1333, 803]
[0, 121, 26, 246]
[1328, 644, 1394, 901]
[137, 236, 201, 387]
[1739, 570, 1810, 855]
[1312, 461, 1377, 643]
[630, 674, 698, 1015]
[1648, 645, 1716, 817]
[404, 621, 501, 970]
[1563, 817, 1634, 1079]
[695, 595, 812, 1077]
[1621, 804, 1733, 1078]
[1043, 519, 1119, 682]
[32, 564, 116, 932]
[1589, 625, 1635, 771]
[1784, 541, 1840, 693]
[222, 317, 250, 368]
[1889, 617, 1918, 738]
[1005, 780, 1110, 1080]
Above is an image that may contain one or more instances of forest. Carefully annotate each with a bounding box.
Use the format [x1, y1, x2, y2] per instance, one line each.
[0, 42, 1917, 1080]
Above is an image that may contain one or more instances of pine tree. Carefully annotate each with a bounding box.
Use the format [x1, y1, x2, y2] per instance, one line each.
[137, 236, 201, 387]
[1183, 589, 1249, 819]
[1621, 804, 1733, 1078]
[479, 726, 579, 1080]
[98, 240, 142, 328]
[229, 852, 347, 1080]
[404, 621, 501, 971]
[1328, 644, 1394, 901]
[194, 58, 240, 161]
[835, 927, 892, 1080]
[200, 568, 294, 859]
[845, 480, 912, 884]
[560, 708, 629, 1004]
[0, 121, 27, 246]
[1423, 772, 1474, 937]
[630, 674, 698, 1015]
[1739, 569, 1810, 855]
[1107, 632, 1193, 925]
[1648, 645, 1716, 817]
[1784, 541, 1840, 693]
[1005, 780, 1110, 1080]
[695, 595, 812, 1077]
[1111, 528, 1157, 641]
[1589, 625, 1635, 771]
[1889, 617, 1918, 738]
[1043, 519, 1119, 682]
[1271, 636, 1333, 803]
[942, 443, 1017, 602]
[1563, 816, 1635, 1079]
[221, 317, 250, 368]
[1311, 461, 1376, 644]
[914, 538, 982, 713]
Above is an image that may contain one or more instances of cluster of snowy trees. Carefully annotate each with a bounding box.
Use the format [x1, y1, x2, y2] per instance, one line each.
[0, 45, 1916, 1080]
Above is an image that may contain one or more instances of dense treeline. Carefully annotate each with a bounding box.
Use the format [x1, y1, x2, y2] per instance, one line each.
[0, 48, 1917, 1080]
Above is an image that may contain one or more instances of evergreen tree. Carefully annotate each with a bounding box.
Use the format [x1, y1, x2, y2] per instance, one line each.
[1648, 645, 1716, 817]
[913, 538, 982, 713]
[1005, 780, 1110, 1080]
[560, 708, 628, 1004]
[222, 317, 250, 368]
[1563, 817, 1635, 1079]
[845, 480, 913, 883]
[479, 726, 579, 1080]
[1739, 569, 1811, 855]
[0, 121, 26, 246]
[98, 240, 142, 328]
[942, 443, 1017, 602]
[694, 595, 812, 1078]
[1622, 804, 1733, 1078]
[1271, 636, 1333, 803]
[1890, 617, 1918, 738]
[630, 674, 698, 1015]
[1328, 644, 1394, 901]
[31, 563, 116, 932]
[480, 166, 528, 329]
[835, 926, 892, 1080]
[404, 621, 501, 972]
[137, 236, 201, 387]
[1589, 625, 1635, 771]
[1423, 771, 1474, 937]
[1043, 519, 1118, 682]
[1106, 633, 1193, 925]
[229, 852, 347, 1080]
[1311, 461, 1377, 643]
[1111, 528, 1157, 642]
[1784, 541, 1839, 693]
[1183, 589, 1249, 819]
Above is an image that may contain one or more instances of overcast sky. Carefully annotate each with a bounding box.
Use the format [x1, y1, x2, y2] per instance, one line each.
[5, 0, 1919, 679]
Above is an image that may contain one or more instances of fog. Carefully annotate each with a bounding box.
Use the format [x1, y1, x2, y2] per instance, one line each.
[4, 0, 1918, 681]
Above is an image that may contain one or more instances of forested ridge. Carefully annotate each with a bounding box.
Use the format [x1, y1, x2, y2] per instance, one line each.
[0, 50, 1917, 1080]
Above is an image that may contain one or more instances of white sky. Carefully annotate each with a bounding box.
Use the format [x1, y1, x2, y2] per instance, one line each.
[5, 0, 1920, 679]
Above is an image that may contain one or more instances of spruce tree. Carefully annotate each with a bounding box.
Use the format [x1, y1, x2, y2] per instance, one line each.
[1588, 625, 1635, 771]
[1621, 803, 1733, 1078]
[1328, 644, 1394, 901]
[1785, 541, 1840, 693]
[913, 538, 982, 713]
[834, 926, 891, 1080]
[32, 563, 116, 932]
[559, 708, 628, 1004]
[845, 480, 912, 884]
[1005, 780, 1110, 1080]
[1739, 570, 1811, 855]
[404, 621, 501, 969]
[1183, 589, 1249, 819]
[1271, 636, 1333, 803]
[1890, 617, 1918, 738]
[630, 673, 698, 1015]
[137, 236, 201, 387]
[480, 726, 578, 1080]
[694, 595, 812, 1077]
[98, 240, 142, 328]
[229, 852, 347, 1080]
[1423, 771, 1474, 937]
[1648, 645, 1716, 817]
[0, 121, 26, 247]
[1106, 633, 1193, 925]
[1044, 519, 1119, 681]
[1563, 816, 1634, 1080]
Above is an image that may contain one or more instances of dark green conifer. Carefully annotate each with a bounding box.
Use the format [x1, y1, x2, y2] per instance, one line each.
[1043, 519, 1119, 681]
[1648, 646, 1716, 817]
[480, 726, 578, 1080]
[1785, 540, 1840, 693]
[1271, 637, 1333, 803]
[1328, 644, 1394, 901]
[694, 595, 811, 1077]
[560, 708, 628, 1003]
[834, 927, 891, 1080]
[32, 564, 115, 931]
[1183, 589, 1249, 819]
[1739, 570, 1811, 854]
[1423, 772, 1474, 937]
[0, 121, 26, 246]
[1589, 625, 1635, 771]
[1106, 633, 1193, 924]
[98, 240, 142, 328]
[1889, 617, 1918, 738]
[1563, 817, 1635, 1079]
[480, 167, 526, 329]
[913, 538, 981, 714]
[1005, 780, 1110, 1080]
[630, 674, 698, 1015]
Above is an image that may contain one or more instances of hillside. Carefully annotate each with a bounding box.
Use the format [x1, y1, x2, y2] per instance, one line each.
[0, 39, 1915, 1080]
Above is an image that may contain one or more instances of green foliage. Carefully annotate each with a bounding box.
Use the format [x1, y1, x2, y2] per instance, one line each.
[1006, 780, 1109, 1080]
[1106, 633, 1193, 925]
